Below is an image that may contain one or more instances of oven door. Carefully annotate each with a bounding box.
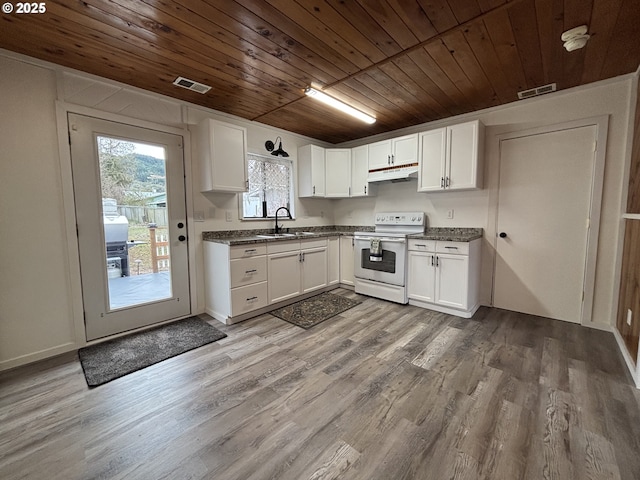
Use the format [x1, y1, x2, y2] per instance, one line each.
[353, 235, 406, 286]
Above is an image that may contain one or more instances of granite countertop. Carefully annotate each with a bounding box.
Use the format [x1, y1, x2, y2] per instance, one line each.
[202, 226, 372, 245]
[203, 226, 483, 245]
[409, 227, 483, 242]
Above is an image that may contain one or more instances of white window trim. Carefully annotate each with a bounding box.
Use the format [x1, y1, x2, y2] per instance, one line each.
[239, 153, 295, 220]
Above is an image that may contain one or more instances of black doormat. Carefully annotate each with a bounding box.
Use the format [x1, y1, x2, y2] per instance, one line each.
[269, 292, 361, 329]
[78, 317, 227, 387]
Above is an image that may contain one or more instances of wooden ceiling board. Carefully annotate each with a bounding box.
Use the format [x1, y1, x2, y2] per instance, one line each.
[581, 0, 623, 84]
[1, 0, 639, 144]
[383, 0, 439, 43]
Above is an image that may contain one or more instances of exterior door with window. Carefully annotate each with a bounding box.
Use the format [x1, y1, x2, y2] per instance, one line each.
[69, 114, 190, 340]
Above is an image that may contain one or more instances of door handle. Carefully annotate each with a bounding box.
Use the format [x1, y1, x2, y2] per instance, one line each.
[499, 232, 507, 238]
[178, 235, 186, 241]
[177, 222, 184, 229]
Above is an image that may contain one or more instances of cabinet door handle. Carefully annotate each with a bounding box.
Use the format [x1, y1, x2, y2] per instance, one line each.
[245, 269, 257, 274]
[313, 185, 315, 195]
[431, 255, 434, 266]
[246, 296, 258, 301]
[435, 256, 439, 267]
[302, 252, 305, 261]
[364, 185, 367, 194]
[445, 177, 450, 188]
[348, 186, 351, 196]
[440, 177, 444, 188]
[391, 154, 395, 164]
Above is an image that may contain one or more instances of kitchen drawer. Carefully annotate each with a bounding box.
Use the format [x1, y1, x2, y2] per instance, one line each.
[408, 239, 436, 252]
[435, 241, 469, 255]
[230, 244, 267, 259]
[230, 256, 267, 288]
[267, 239, 301, 254]
[230, 281, 267, 316]
[300, 238, 328, 250]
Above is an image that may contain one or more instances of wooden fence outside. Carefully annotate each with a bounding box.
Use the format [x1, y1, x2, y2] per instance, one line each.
[117, 205, 167, 226]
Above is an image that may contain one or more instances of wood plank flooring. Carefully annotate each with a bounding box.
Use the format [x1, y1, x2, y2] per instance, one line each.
[1, 289, 639, 479]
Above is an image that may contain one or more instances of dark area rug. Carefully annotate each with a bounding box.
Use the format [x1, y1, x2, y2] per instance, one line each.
[270, 292, 361, 329]
[78, 317, 226, 387]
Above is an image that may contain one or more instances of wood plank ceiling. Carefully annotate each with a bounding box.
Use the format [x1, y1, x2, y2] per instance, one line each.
[1, 0, 639, 144]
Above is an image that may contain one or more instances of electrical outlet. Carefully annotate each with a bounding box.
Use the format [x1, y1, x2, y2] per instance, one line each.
[447, 209, 454, 219]
[225, 210, 233, 222]
[627, 309, 633, 326]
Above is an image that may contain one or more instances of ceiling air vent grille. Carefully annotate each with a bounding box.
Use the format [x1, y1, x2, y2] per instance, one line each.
[173, 76, 211, 94]
[517, 83, 557, 100]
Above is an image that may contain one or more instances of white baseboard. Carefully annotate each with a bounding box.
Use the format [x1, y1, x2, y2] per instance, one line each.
[0, 342, 77, 372]
[612, 327, 640, 389]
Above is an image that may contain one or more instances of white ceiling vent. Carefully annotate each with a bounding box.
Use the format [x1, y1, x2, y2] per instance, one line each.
[173, 76, 211, 94]
[517, 83, 557, 100]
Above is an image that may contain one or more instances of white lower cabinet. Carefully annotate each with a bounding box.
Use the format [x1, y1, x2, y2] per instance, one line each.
[328, 236, 340, 285]
[267, 238, 328, 304]
[204, 242, 268, 323]
[339, 236, 355, 286]
[407, 238, 481, 318]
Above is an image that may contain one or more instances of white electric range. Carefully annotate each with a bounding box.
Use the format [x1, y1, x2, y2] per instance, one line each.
[353, 212, 426, 304]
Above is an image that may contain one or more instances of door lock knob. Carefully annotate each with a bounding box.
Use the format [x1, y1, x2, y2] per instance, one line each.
[499, 232, 507, 238]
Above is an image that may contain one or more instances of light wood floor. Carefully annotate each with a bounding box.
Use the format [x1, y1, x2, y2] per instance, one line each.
[1, 289, 639, 479]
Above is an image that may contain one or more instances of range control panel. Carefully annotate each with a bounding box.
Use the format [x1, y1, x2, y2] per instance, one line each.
[374, 212, 425, 226]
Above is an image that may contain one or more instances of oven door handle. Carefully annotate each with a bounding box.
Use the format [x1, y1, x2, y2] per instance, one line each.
[354, 236, 406, 243]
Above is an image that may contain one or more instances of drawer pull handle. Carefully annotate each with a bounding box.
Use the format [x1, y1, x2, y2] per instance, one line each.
[244, 249, 257, 253]
[246, 296, 258, 301]
[444, 246, 458, 249]
[245, 269, 257, 274]
[415, 243, 427, 247]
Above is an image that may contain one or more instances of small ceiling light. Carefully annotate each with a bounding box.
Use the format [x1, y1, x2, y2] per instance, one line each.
[304, 87, 376, 124]
[561, 25, 590, 52]
[265, 136, 289, 157]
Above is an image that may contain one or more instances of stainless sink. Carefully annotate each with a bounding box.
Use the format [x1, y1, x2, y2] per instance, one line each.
[256, 233, 296, 238]
[255, 232, 317, 239]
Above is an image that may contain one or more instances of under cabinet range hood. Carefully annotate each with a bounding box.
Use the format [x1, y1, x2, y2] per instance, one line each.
[367, 165, 419, 183]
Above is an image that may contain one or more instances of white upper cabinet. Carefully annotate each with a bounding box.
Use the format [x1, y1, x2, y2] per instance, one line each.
[368, 134, 418, 171]
[418, 120, 484, 192]
[350, 145, 375, 197]
[325, 148, 351, 198]
[197, 118, 248, 193]
[298, 144, 326, 197]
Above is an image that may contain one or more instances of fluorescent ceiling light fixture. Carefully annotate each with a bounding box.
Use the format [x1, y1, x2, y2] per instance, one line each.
[304, 87, 376, 124]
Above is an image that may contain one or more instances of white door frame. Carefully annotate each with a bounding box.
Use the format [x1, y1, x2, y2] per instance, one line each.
[489, 115, 609, 326]
[55, 101, 197, 346]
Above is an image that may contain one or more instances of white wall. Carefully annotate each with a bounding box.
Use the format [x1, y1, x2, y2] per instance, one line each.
[333, 78, 634, 329]
[0, 55, 77, 368]
[0, 48, 634, 370]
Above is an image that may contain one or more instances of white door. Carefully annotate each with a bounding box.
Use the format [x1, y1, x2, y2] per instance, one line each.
[69, 114, 190, 340]
[391, 134, 418, 167]
[325, 149, 351, 197]
[368, 140, 391, 170]
[448, 121, 478, 190]
[494, 125, 597, 323]
[418, 128, 446, 192]
[267, 251, 302, 303]
[408, 251, 436, 302]
[339, 236, 355, 286]
[302, 247, 328, 293]
[435, 254, 468, 309]
[351, 145, 369, 196]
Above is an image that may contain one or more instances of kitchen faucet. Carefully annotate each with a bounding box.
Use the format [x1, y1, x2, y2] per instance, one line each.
[274, 206, 292, 234]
